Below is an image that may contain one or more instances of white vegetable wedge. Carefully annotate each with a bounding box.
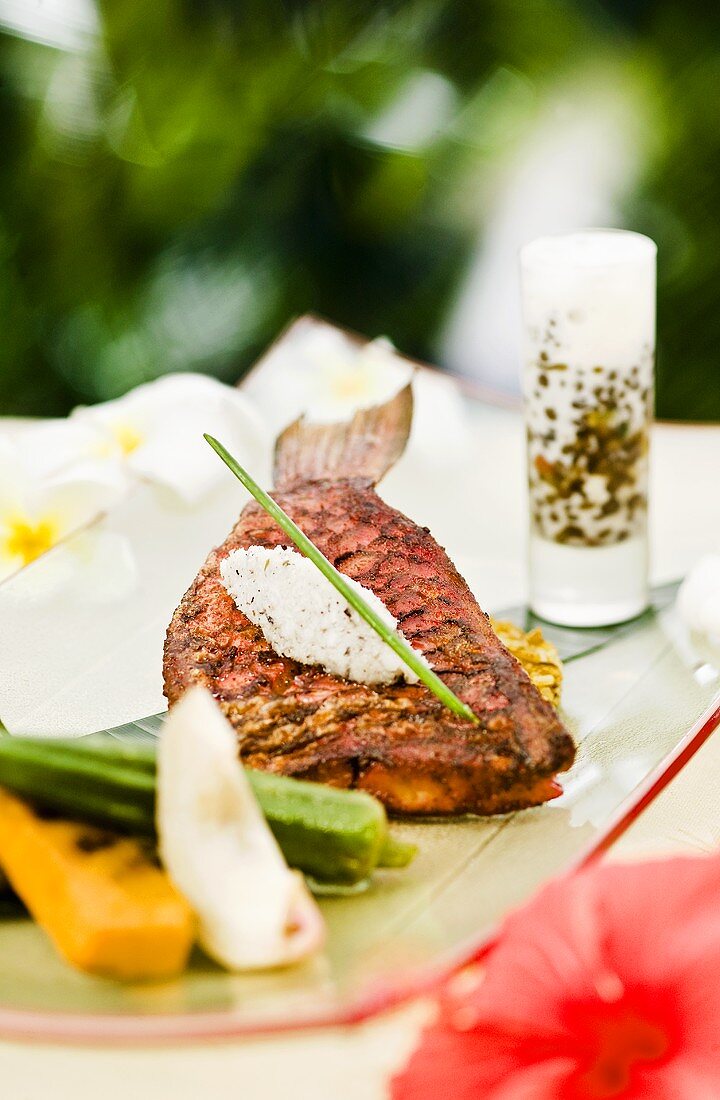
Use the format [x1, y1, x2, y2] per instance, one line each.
[157, 686, 325, 970]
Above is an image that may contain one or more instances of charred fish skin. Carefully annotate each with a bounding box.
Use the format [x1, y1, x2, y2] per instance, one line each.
[164, 484, 575, 816]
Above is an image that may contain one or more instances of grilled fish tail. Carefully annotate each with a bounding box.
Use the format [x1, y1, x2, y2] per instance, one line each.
[273, 384, 413, 488]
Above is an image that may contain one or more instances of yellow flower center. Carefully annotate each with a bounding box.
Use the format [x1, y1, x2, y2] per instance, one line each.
[91, 421, 144, 460]
[330, 370, 373, 401]
[3, 515, 59, 567]
[111, 421, 144, 456]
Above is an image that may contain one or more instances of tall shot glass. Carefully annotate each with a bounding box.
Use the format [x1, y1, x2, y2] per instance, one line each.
[520, 230, 656, 627]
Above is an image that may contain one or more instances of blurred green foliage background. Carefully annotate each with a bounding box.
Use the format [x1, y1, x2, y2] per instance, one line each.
[0, 0, 719, 419]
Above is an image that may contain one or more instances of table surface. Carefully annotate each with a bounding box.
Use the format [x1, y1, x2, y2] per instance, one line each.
[3, 409, 720, 1099]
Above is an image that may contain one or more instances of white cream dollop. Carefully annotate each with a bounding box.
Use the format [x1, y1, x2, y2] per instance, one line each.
[220, 545, 430, 685]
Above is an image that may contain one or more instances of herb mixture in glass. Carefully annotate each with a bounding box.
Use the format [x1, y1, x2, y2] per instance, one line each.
[525, 333, 653, 549]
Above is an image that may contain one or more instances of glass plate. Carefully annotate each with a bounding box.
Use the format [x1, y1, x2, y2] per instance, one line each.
[0, 319, 718, 1042]
[0, 590, 717, 1042]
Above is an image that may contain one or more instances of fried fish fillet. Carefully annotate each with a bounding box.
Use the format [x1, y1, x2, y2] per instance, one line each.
[164, 385, 575, 815]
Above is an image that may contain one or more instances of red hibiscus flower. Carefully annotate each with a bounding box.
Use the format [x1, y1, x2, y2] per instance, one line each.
[392, 855, 720, 1099]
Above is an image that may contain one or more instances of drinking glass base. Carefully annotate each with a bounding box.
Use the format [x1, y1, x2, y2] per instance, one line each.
[529, 534, 649, 628]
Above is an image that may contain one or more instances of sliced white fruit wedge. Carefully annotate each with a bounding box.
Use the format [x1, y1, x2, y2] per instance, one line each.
[157, 686, 325, 970]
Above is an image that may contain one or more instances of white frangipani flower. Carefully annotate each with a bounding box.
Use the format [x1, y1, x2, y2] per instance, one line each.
[245, 321, 413, 430]
[72, 373, 269, 503]
[243, 318, 472, 468]
[304, 336, 412, 424]
[0, 437, 126, 583]
[18, 372, 270, 505]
